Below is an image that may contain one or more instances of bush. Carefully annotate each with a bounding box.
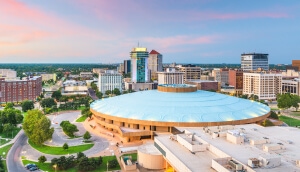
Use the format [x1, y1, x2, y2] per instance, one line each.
[38, 155, 47, 163]
[269, 111, 279, 119]
[261, 119, 274, 127]
[60, 121, 78, 137]
[108, 159, 118, 168]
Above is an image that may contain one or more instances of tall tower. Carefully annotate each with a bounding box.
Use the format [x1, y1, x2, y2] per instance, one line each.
[148, 50, 163, 81]
[130, 47, 149, 83]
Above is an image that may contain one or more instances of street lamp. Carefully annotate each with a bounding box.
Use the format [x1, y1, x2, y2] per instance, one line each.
[107, 161, 109, 172]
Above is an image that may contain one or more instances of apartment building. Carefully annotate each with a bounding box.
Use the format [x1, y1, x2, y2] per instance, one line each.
[243, 72, 282, 100]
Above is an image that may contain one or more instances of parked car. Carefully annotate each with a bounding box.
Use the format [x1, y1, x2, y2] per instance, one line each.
[29, 166, 38, 171]
[25, 164, 37, 170]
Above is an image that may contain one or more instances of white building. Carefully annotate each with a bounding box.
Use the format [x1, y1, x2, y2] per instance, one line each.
[212, 68, 221, 82]
[243, 72, 282, 100]
[241, 53, 269, 71]
[178, 65, 201, 82]
[148, 50, 163, 80]
[157, 68, 184, 85]
[98, 73, 122, 94]
[0, 69, 17, 78]
[80, 72, 93, 78]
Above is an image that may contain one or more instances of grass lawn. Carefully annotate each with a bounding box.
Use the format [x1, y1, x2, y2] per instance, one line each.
[22, 156, 121, 172]
[28, 140, 94, 155]
[0, 126, 21, 139]
[77, 106, 86, 111]
[0, 144, 13, 158]
[2, 160, 7, 172]
[121, 153, 137, 161]
[279, 116, 300, 127]
[0, 138, 11, 146]
[76, 115, 87, 122]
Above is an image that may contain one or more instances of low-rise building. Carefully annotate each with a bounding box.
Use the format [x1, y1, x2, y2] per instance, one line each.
[185, 80, 219, 91]
[98, 72, 122, 94]
[0, 76, 42, 103]
[157, 68, 184, 85]
[41, 73, 57, 82]
[80, 72, 93, 79]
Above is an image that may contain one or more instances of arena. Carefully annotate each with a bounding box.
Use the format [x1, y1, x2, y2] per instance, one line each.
[90, 84, 270, 142]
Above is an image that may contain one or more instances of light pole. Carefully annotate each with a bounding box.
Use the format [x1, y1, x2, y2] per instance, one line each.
[107, 161, 109, 172]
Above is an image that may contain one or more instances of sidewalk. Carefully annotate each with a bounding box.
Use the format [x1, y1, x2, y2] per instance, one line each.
[0, 129, 24, 149]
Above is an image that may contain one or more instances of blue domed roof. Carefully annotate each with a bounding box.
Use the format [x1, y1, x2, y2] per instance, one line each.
[90, 90, 270, 123]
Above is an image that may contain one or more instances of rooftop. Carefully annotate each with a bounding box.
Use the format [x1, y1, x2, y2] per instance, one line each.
[90, 90, 269, 123]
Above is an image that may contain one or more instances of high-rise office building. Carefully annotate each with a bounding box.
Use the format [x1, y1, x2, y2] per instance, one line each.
[124, 60, 131, 74]
[148, 50, 163, 80]
[241, 53, 269, 71]
[130, 47, 149, 83]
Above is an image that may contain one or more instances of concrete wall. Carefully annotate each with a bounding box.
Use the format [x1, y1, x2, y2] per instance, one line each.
[138, 150, 165, 170]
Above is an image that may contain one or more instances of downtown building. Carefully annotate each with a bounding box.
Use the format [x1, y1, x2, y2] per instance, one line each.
[157, 68, 184, 85]
[241, 53, 269, 71]
[243, 72, 282, 100]
[228, 69, 243, 95]
[0, 76, 42, 103]
[130, 47, 149, 83]
[148, 50, 163, 81]
[178, 64, 201, 82]
[98, 70, 122, 94]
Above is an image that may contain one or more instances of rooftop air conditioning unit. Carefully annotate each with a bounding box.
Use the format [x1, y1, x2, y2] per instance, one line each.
[229, 160, 243, 171]
[248, 158, 260, 168]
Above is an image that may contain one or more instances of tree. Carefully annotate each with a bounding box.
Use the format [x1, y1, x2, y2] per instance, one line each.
[83, 131, 91, 141]
[63, 143, 69, 150]
[3, 123, 13, 137]
[113, 88, 121, 95]
[261, 119, 274, 127]
[41, 98, 57, 108]
[60, 121, 78, 137]
[269, 111, 279, 119]
[98, 156, 103, 165]
[52, 90, 62, 101]
[291, 94, 300, 111]
[0, 156, 4, 172]
[23, 109, 54, 145]
[105, 90, 111, 95]
[96, 91, 103, 99]
[38, 155, 47, 163]
[4, 103, 14, 110]
[277, 93, 293, 110]
[91, 82, 98, 91]
[108, 159, 118, 168]
[22, 100, 34, 112]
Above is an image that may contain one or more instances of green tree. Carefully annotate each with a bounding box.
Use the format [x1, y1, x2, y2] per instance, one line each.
[98, 156, 103, 165]
[108, 159, 118, 168]
[91, 82, 98, 91]
[113, 88, 121, 95]
[38, 155, 47, 163]
[105, 90, 111, 95]
[52, 90, 62, 101]
[269, 111, 279, 119]
[4, 103, 14, 110]
[96, 91, 103, 99]
[63, 142, 69, 150]
[0, 156, 4, 172]
[277, 93, 292, 110]
[261, 119, 274, 127]
[41, 98, 57, 108]
[83, 131, 91, 141]
[23, 109, 54, 145]
[3, 123, 13, 137]
[291, 94, 300, 111]
[60, 121, 78, 137]
[22, 100, 34, 112]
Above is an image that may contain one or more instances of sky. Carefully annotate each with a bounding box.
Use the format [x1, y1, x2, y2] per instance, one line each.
[0, 0, 299, 64]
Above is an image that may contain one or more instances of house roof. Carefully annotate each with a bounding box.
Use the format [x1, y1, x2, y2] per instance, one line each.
[149, 50, 160, 55]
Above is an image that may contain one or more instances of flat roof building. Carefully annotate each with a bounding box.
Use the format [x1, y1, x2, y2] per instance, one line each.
[241, 53, 269, 71]
[243, 72, 282, 100]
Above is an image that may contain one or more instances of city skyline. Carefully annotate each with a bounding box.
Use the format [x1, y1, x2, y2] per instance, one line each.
[1, 0, 299, 64]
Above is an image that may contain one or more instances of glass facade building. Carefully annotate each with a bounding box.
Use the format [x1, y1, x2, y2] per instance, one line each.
[241, 53, 269, 71]
[130, 47, 149, 83]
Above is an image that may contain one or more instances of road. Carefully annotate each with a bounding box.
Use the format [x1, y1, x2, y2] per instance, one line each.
[7, 130, 27, 172]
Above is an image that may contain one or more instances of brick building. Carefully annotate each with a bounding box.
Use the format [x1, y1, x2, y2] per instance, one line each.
[0, 76, 42, 103]
[228, 69, 243, 95]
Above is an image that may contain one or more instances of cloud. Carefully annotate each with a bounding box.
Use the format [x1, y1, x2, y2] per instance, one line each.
[141, 35, 220, 49]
